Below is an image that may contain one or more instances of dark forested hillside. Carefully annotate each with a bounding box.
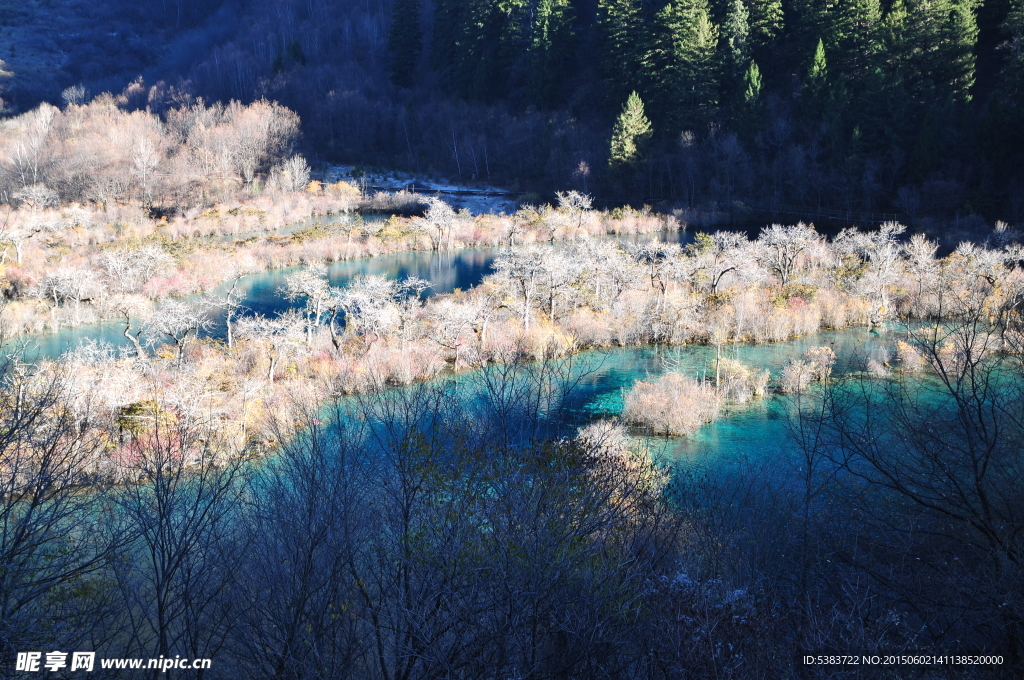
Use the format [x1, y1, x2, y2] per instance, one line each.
[1, 0, 1023, 219]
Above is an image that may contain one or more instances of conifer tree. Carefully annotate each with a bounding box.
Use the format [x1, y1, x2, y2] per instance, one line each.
[878, 0, 978, 106]
[641, 0, 720, 132]
[807, 38, 828, 88]
[388, 0, 423, 88]
[827, 0, 881, 82]
[431, 0, 505, 100]
[721, 0, 751, 86]
[510, 0, 576, 106]
[598, 0, 645, 102]
[723, 0, 750, 65]
[718, 0, 754, 113]
[737, 59, 764, 136]
[976, 0, 1024, 209]
[748, 0, 783, 50]
[609, 91, 653, 167]
[998, 0, 1024, 102]
[430, 0, 463, 75]
[744, 59, 763, 103]
[937, 0, 980, 103]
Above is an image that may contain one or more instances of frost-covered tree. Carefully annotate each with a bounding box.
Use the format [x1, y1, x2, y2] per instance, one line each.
[100, 246, 174, 295]
[493, 248, 546, 331]
[272, 155, 310, 193]
[421, 197, 457, 250]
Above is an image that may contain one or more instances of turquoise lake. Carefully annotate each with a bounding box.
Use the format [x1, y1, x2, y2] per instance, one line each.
[23, 230, 691, 361]
[12, 226, 901, 472]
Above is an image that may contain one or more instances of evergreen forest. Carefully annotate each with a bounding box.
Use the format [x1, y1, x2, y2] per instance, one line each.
[0, 0, 1022, 220]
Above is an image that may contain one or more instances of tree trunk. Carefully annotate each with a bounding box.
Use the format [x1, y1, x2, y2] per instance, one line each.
[328, 309, 341, 354]
[123, 313, 146, 358]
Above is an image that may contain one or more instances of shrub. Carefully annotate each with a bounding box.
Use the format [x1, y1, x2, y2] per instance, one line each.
[713, 357, 769, 403]
[896, 340, 925, 372]
[803, 346, 836, 380]
[780, 360, 814, 393]
[623, 372, 722, 436]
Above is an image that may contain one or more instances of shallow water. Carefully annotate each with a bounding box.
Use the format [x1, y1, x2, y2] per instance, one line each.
[23, 241, 904, 476]
[21, 230, 692, 361]
[562, 327, 894, 467]
[334, 325, 898, 475]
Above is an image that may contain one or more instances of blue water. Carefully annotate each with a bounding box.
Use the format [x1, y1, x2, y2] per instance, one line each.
[557, 327, 893, 466]
[22, 230, 692, 361]
[20, 222, 901, 475]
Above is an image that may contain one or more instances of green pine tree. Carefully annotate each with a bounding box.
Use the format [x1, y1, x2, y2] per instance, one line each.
[609, 91, 653, 167]
[826, 0, 881, 80]
[997, 0, 1024, 103]
[597, 0, 645, 102]
[718, 0, 751, 112]
[747, 0, 782, 50]
[801, 38, 832, 119]
[877, 0, 978, 106]
[502, 0, 576, 106]
[431, 0, 505, 100]
[744, 59, 762, 103]
[807, 38, 828, 88]
[734, 58, 764, 136]
[388, 0, 423, 88]
[641, 0, 720, 132]
[721, 0, 750, 85]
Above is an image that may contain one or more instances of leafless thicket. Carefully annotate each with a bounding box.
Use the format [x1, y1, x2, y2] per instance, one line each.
[0, 350, 704, 679]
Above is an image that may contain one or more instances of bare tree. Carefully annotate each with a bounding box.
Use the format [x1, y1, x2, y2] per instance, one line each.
[100, 246, 174, 295]
[0, 365, 125, 659]
[756, 222, 819, 286]
[333, 274, 401, 346]
[833, 222, 906, 323]
[429, 298, 477, 366]
[144, 300, 213, 366]
[236, 311, 307, 381]
[538, 248, 579, 321]
[283, 263, 332, 343]
[493, 248, 544, 331]
[228, 402, 368, 679]
[111, 295, 154, 359]
[132, 137, 162, 206]
[113, 419, 247, 679]
[38, 266, 103, 325]
[273, 155, 311, 193]
[421, 197, 456, 251]
[555, 190, 593, 230]
[800, 299, 1024, 661]
[688, 231, 750, 293]
[13, 183, 59, 213]
[7, 104, 56, 188]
